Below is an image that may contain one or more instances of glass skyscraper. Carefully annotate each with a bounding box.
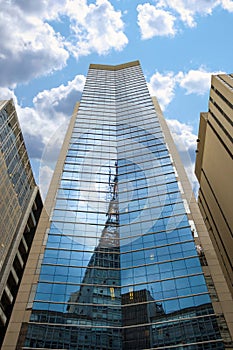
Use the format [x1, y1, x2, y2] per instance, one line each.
[4, 61, 228, 349]
[0, 99, 43, 347]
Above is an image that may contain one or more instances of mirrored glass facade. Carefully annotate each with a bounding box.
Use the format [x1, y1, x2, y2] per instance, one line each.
[22, 62, 224, 349]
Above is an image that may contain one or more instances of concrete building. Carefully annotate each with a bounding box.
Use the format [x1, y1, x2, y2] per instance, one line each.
[0, 100, 43, 346]
[3, 63, 233, 349]
[195, 74, 233, 300]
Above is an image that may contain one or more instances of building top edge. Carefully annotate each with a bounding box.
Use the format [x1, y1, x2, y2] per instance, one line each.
[89, 60, 140, 71]
[0, 99, 11, 110]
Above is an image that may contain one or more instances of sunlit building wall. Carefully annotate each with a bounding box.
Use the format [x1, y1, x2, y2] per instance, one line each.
[195, 74, 233, 301]
[3, 62, 233, 349]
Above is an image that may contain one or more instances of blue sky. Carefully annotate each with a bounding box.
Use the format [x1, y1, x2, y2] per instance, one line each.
[0, 0, 233, 198]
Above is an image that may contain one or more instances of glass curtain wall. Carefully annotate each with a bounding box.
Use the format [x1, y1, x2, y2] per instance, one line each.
[23, 62, 223, 349]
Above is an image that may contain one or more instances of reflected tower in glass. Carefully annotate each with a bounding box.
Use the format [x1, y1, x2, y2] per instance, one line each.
[3, 62, 231, 349]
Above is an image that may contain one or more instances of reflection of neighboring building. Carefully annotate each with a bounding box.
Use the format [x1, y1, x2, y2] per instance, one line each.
[151, 303, 221, 349]
[65, 162, 122, 348]
[122, 289, 164, 349]
[0, 100, 43, 347]
[122, 290, 222, 349]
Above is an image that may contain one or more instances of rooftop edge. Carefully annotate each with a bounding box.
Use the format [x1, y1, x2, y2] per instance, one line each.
[89, 60, 140, 71]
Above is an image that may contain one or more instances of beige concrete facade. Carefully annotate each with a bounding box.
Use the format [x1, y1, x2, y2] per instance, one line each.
[2, 103, 78, 349]
[153, 96, 233, 347]
[90, 60, 140, 71]
[195, 74, 233, 300]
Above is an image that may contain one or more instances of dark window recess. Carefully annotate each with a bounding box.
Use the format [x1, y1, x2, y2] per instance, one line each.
[196, 244, 208, 266]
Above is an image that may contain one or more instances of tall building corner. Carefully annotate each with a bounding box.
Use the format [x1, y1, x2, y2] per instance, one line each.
[195, 73, 233, 344]
[0, 99, 43, 347]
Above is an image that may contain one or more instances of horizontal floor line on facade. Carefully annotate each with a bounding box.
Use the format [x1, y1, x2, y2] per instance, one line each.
[51, 210, 187, 227]
[25, 318, 220, 344]
[30, 293, 213, 322]
[76, 107, 156, 114]
[209, 108, 233, 145]
[68, 135, 164, 146]
[67, 142, 166, 154]
[52, 200, 184, 216]
[40, 256, 200, 276]
[67, 143, 167, 155]
[59, 180, 178, 197]
[207, 119, 233, 160]
[47, 224, 191, 245]
[59, 176, 175, 189]
[216, 75, 233, 93]
[69, 131, 163, 141]
[209, 95, 233, 127]
[79, 94, 153, 101]
[144, 339, 224, 350]
[79, 98, 153, 105]
[56, 189, 180, 206]
[69, 131, 163, 143]
[48, 223, 191, 240]
[79, 100, 153, 108]
[79, 97, 154, 103]
[59, 176, 176, 188]
[44, 238, 194, 255]
[26, 320, 219, 333]
[60, 170, 174, 186]
[34, 291, 208, 309]
[74, 110, 159, 120]
[211, 83, 233, 113]
[73, 116, 160, 125]
[62, 157, 172, 172]
[199, 188, 233, 269]
[71, 127, 162, 135]
[72, 119, 161, 131]
[62, 162, 172, 176]
[78, 101, 155, 109]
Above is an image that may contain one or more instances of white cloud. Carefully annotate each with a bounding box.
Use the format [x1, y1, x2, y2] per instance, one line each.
[137, 3, 176, 39]
[137, 0, 233, 35]
[166, 118, 199, 193]
[0, 87, 17, 101]
[147, 67, 224, 109]
[12, 0, 66, 18]
[177, 68, 224, 95]
[166, 118, 197, 151]
[33, 75, 86, 121]
[0, 3, 69, 87]
[148, 71, 176, 110]
[65, 0, 128, 56]
[221, 0, 233, 11]
[156, 0, 219, 27]
[38, 122, 69, 200]
[19, 74, 85, 151]
[39, 165, 55, 201]
[0, 75, 85, 197]
[0, 0, 127, 87]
